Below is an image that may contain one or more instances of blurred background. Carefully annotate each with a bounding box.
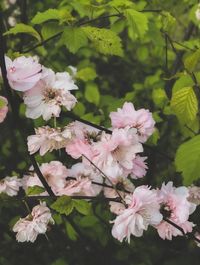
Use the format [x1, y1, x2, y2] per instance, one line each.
[1, 0, 200, 264]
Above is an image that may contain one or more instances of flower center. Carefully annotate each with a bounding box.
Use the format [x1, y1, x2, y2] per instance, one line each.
[43, 88, 59, 102]
[160, 204, 172, 218]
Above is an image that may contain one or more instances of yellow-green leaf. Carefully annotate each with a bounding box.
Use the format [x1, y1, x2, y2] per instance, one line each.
[76, 67, 97, 82]
[83, 26, 123, 56]
[184, 49, 200, 72]
[26, 186, 45, 196]
[124, 9, 148, 39]
[31, 9, 60, 24]
[60, 27, 88, 53]
[4, 23, 41, 41]
[171, 87, 198, 123]
[175, 135, 200, 185]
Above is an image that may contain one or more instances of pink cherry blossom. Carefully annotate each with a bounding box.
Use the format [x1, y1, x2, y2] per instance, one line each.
[126, 156, 148, 179]
[68, 162, 103, 195]
[156, 182, 196, 240]
[0, 96, 8, 123]
[66, 138, 94, 160]
[27, 126, 72, 156]
[24, 68, 78, 120]
[23, 161, 68, 195]
[58, 177, 94, 196]
[13, 202, 54, 243]
[111, 186, 162, 242]
[109, 102, 155, 142]
[65, 121, 100, 160]
[0, 176, 22, 196]
[104, 176, 134, 215]
[5, 56, 42, 91]
[92, 128, 143, 174]
[188, 185, 200, 205]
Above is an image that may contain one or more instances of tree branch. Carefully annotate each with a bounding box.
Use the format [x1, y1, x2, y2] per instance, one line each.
[0, 12, 55, 197]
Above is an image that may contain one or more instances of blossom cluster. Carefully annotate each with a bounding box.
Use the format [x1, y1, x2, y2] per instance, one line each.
[5, 55, 78, 120]
[13, 202, 54, 243]
[1, 54, 200, 246]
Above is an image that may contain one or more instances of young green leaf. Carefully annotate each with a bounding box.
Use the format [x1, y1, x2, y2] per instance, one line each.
[124, 9, 148, 39]
[85, 83, 100, 106]
[41, 22, 63, 40]
[26, 186, 45, 196]
[184, 49, 200, 72]
[83, 26, 123, 56]
[51, 196, 74, 216]
[160, 11, 176, 31]
[76, 67, 97, 82]
[73, 200, 92, 215]
[4, 23, 41, 41]
[32, 8, 74, 25]
[175, 135, 200, 185]
[65, 222, 78, 241]
[170, 87, 198, 123]
[31, 9, 60, 24]
[0, 98, 6, 108]
[60, 27, 88, 53]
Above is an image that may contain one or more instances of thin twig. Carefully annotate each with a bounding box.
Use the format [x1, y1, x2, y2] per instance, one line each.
[164, 217, 200, 244]
[66, 176, 131, 194]
[22, 13, 122, 53]
[82, 154, 127, 206]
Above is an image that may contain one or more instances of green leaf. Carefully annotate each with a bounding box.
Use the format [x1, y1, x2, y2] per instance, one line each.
[184, 49, 200, 72]
[79, 215, 98, 227]
[41, 22, 63, 40]
[76, 67, 97, 82]
[0, 98, 7, 108]
[31, 9, 60, 24]
[124, 9, 148, 39]
[73, 200, 92, 215]
[85, 83, 100, 106]
[32, 8, 75, 25]
[175, 135, 200, 185]
[26, 186, 45, 196]
[170, 87, 198, 123]
[60, 27, 88, 53]
[152, 88, 168, 107]
[160, 11, 176, 31]
[83, 26, 123, 56]
[4, 23, 41, 41]
[65, 222, 78, 241]
[58, 9, 75, 24]
[73, 102, 86, 116]
[51, 196, 74, 216]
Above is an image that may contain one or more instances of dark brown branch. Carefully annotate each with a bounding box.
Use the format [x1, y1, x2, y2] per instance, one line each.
[0, 12, 55, 197]
[9, 194, 122, 203]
